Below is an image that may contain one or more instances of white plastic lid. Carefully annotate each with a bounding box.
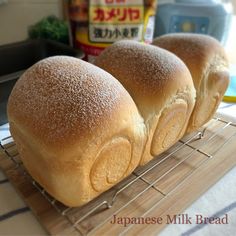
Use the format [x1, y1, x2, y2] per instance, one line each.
[175, 0, 220, 4]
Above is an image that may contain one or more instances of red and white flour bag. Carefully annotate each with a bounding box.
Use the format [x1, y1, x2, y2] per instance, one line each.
[66, 0, 157, 62]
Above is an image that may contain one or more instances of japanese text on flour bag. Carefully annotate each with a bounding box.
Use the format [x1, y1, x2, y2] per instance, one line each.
[67, 0, 157, 62]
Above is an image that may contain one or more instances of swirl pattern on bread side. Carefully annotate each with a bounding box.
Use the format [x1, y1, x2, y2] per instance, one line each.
[153, 33, 230, 133]
[7, 56, 146, 207]
[90, 136, 132, 192]
[95, 40, 196, 165]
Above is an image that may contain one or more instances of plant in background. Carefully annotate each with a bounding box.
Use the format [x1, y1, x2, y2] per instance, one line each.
[28, 15, 69, 44]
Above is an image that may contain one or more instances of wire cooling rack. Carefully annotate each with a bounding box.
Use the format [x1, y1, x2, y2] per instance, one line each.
[0, 117, 236, 235]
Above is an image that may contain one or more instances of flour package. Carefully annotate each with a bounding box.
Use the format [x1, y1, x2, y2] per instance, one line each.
[66, 0, 157, 62]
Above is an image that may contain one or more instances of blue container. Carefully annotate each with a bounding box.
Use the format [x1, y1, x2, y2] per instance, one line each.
[154, 0, 233, 43]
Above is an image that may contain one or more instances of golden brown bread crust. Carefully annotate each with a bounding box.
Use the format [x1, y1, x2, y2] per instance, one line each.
[7, 56, 146, 207]
[95, 40, 196, 165]
[152, 33, 230, 133]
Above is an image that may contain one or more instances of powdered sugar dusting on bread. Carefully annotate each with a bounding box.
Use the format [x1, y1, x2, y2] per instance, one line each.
[154, 33, 222, 54]
[153, 33, 228, 70]
[95, 40, 189, 96]
[152, 33, 229, 88]
[8, 56, 128, 145]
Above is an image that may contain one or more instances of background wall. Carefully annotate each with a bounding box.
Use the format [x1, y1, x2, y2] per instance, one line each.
[232, 0, 236, 12]
[0, 0, 62, 45]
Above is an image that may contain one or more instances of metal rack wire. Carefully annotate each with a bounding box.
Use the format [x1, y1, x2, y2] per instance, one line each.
[1, 117, 236, 235]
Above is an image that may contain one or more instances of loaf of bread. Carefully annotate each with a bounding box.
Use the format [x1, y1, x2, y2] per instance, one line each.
[152, 33, 230, 133]
[7, 56, 146, 207]
[95, 40, 196, 165]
